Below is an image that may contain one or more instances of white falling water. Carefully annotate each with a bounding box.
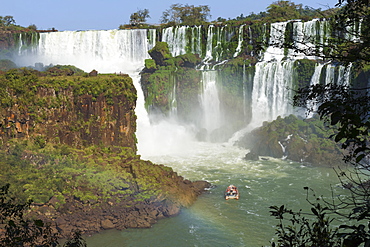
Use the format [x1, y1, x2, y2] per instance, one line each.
[325, 64, 336, 84]
[203, 25, 215, 64]
[190, 26, 202, 56]
[161, 26, 187, 57]
[263, 22, 288, 61]
[234, 24, 245, 57]
[304, 63, 325, 117]
[200, 71, 221, 134]
[250, 60, 294, 128]
[245, 21, 297, 129]
[17, 29, 151, 73]
[288, 19, 329, 59]
[310, 63, 325, 86]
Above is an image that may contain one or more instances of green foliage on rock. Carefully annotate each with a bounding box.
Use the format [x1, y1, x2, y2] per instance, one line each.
[293, 59, 317, 89]
[144, 59, 156, 71]
[0, 68, 137, 109]
[0, 137, 178, 206]
[148, 42, 172, 66]
[0, 183, 87, 247]
[237, 114, 344, 166]
[141, 42, 202, 121]
[0, 59, 16, 71]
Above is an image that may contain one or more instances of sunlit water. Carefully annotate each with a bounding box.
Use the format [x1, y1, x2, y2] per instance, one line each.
[86, 141, 345, 247]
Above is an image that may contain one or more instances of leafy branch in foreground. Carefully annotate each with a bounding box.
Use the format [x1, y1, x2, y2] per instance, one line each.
[293, 83, 370, 164]
[269, 187, 370, 247]
[0, 184, 87, 247]
[269, 188, 341, 247]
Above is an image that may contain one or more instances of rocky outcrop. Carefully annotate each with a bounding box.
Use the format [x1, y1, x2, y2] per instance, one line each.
[32, 180, 210, 237]
[0, 69, 211, 237]
[0, 73, 137, 151]
[237, 114, 345, 166]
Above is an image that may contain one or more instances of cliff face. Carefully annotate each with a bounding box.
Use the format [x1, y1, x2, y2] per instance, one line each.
[0, 69, 210, 237]
[0, 72, 137, 152]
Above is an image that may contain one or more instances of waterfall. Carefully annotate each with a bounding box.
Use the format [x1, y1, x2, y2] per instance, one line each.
[12, 20, 357, 150]
[17, 29, 152, 73]
[203, 25, 215, 64]
[191, 26, 202, 56]
[263, 22, 288, 61]
[250, 60, 294, 127]
[290, 20, 313, 59]
[162, 26, 187, 56]
[234, 25, 245, 57]
[200, 70, 221, 135]
[169, 81, 178, 118]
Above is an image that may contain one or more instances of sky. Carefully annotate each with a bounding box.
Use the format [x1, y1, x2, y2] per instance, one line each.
[1, 0, 339, 31]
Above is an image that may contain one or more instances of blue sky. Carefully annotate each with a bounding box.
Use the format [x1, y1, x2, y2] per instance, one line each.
[2, 0, 339, 31]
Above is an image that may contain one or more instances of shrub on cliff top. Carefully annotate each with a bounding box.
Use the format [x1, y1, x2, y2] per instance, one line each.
[148, 42, 172, 66]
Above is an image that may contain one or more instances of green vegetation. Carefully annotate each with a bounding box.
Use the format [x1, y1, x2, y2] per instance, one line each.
[0, 59, 17, 71]
[0, 66, 181, 209]
[220, 0, 335, 26]
[269, 0, 370, 245]
[0, 139, 165, 205]
[0, 15, 41, 32]
[118, 9, 152, 29]
[0, 184, 86, 247]
[160, 4, 211, 25]
[129, 9, 150, 26]
[0, 67, 136, 110]
[141, 42, 202, 120]
[238, 114, 344, 166]
[293, 59, 317, 89]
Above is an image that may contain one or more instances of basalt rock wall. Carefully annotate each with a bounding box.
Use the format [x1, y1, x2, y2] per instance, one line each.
[0, 72, 137, 151]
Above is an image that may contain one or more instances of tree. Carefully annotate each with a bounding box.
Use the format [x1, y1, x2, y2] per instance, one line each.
[0, 184, 59, 246]
[266, 1, 301, 22]
[129, 9, 150, 26]
[160, 4, 211, 25]
[27, 24, 37, 30]
[0, 16, 15, 27]
[0, 184, 87, 247]
[269, 0, 370, 245]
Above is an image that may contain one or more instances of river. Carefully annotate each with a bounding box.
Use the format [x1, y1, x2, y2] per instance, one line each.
[85, 141, 345, 247]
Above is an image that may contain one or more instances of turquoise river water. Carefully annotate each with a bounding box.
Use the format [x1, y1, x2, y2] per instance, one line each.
[85, 141, 346, 247]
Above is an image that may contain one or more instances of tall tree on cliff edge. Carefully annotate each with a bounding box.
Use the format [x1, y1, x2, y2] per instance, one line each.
[269, 0, 370, 246]
[129, 9, 150, 26]
[160, 4, 211, 25]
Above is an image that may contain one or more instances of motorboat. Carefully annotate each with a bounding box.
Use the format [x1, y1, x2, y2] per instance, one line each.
[225, 185, 239, 200]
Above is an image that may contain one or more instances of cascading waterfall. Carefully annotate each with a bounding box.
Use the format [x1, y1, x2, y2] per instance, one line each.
[169, 80, 178, 118]
[200, 70, 221, 136]
[263, 22, 288, 61]
[162, 26, 187, 56]
[246, 21, 295, 128]
[203, 25, 215, 64]
[14, 20, 356, 151]
[190, 26, 202, 56]
[250, 60, 294, 127]
[17, 29, 152, 73]
[233, 25, 245, 57]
